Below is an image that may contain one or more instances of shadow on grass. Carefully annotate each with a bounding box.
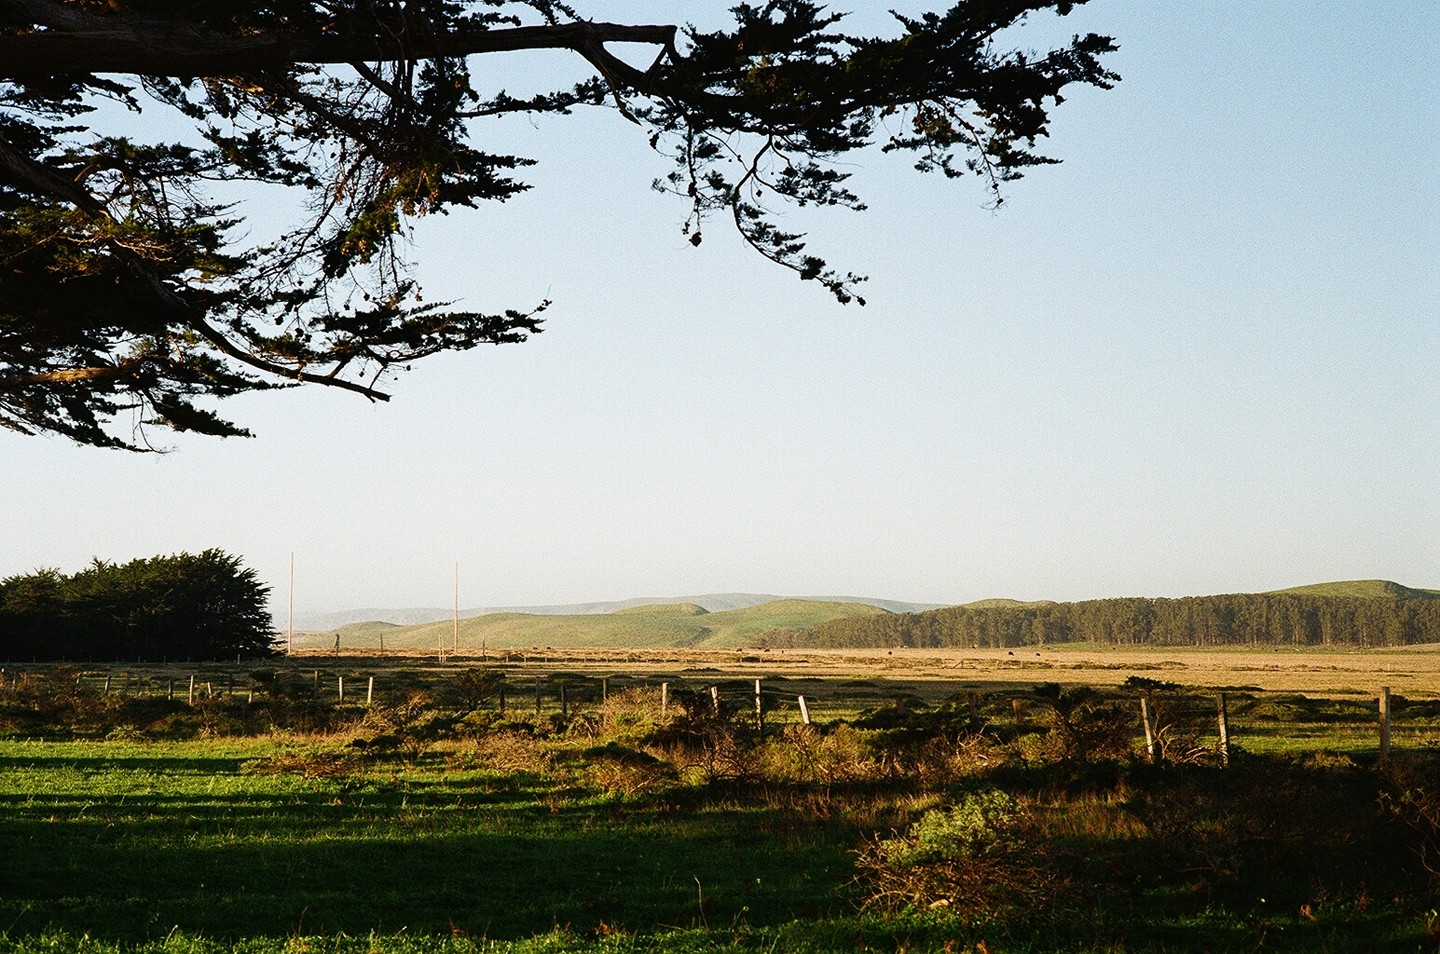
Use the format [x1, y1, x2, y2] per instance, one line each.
[0, 782, 852, 943]
[0, 755, 253, 774]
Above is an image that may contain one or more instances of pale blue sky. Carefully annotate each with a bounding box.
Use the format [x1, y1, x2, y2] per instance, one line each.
[3, 2, 1437, 614]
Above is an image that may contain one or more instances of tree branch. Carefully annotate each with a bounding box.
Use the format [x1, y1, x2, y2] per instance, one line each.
[0, 134, 394, 403]
[0, 18, 679, 84]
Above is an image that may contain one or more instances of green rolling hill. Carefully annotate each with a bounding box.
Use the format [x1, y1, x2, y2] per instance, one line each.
[299, 598, 890, 651]
[290, 581, 1440, 652]
[1266, 580, 1440, 600]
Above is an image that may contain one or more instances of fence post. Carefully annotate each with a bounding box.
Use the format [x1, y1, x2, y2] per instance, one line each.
[661, 682, 669, 716]
[968, 691, 979, 725]
[798, 695, 811, 725]
[1380, 686, 1392, 765]
[338, 675, 345, 703]
[497, 682, 505, 714]
[1216, 693, 1231, 767]
[168, 677, 174, 702]
[534, 677, 542, 716]
[710, 685, 720, 716]
[602, 678, 609, 702]
[187, 674, 195, 705]
[754, 679, 763, 731]
[1140, 697, 1160, 764]
[559, 682, 568, 719]
[367, 676, 375, 706]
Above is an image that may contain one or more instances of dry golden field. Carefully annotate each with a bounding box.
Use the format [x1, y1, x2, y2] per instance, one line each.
[289, 643, 1440, 700]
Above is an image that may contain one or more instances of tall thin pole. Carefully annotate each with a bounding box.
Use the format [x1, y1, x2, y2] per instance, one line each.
[287, 551, 294, 656]
[453, 562, 459, 654]
[1380, 686, 1392, 765]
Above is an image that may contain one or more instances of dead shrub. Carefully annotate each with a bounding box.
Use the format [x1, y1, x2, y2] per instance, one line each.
[1382, 758, 1440, 881]
[856, 789, 1072, 924]
[578, 741, 677, 797]
[244, 749, 363, 779]
[656, 721, 754, 785]
[911, 731, 1010, 789]
[758, 724, 880, 788]
[458, 730, 552, 775]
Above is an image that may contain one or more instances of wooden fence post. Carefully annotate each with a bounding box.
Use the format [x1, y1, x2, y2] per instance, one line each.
[968, 691, 979, 725]
[366, 676, 374, 706]
[754, 679, 763, 731]
[1216, 693, 1231, 767]
[1380, 686, 1392, 765]
[798, 695, 811, 726]
[601, 678, 609, 703]
[1140, 697, 1160, 764]
[338, 675, 345, 702]
[559, 682, 568, 719]
[534, 677, 542, 716]
[710, 685, 720, 716]
[167, 677, 174, 702]
[187, 674, 195, 705]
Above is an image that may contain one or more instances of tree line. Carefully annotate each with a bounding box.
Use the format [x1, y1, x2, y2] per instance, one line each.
[760, 592, 1440, 650]
[0, 550, 275, 661]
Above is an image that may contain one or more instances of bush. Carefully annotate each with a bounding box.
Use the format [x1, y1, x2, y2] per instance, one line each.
[757, 724, 879, 790]
[857, 790, 1071, 924]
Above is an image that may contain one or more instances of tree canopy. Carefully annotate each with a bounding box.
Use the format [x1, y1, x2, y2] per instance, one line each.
[0, 549, 275, 660]
[0, 0, 1117, 450]
[760, 591, 1440, 651]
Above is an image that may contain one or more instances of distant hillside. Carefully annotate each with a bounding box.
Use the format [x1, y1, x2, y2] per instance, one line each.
[613, 603, 708, 617]
[1267, 580, 1440, 601]
[765, 580, 1440, 651]
[298, 598, 891, 651]
[287, 592, 941, 631]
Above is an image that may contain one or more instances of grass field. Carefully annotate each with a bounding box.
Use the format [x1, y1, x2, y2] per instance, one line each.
[280, 642, 1440, 701]
[3, 649, 1440, 953]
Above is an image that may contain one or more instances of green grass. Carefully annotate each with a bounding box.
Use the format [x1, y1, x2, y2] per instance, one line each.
[0, 738, 858, 943]
[4, 669, 1440, 953]
[317, 600, 890, 652]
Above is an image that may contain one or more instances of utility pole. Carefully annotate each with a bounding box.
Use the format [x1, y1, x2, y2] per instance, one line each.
[287, 551, 294, 656]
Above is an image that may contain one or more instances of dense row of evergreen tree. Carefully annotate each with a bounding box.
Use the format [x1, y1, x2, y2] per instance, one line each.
[0, 550, 275, 661]
[761, 593, 1440, 650]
